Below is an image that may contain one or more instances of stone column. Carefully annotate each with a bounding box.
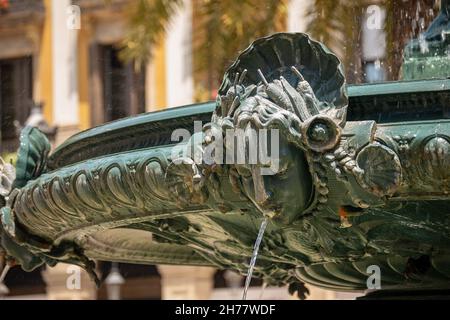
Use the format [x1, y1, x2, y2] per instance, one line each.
[157, 265, 216, 300]
[165, 0, 194, 108]
[42, 263, 97, 300]
[51, 0, 80, 145]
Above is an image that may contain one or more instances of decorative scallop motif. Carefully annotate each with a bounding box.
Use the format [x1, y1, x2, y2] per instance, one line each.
[218, 33, 348, 121]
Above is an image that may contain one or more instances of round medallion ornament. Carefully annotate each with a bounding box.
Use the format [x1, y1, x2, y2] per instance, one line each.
[356, 143, 402, 197]
[301, 115, 341, 152]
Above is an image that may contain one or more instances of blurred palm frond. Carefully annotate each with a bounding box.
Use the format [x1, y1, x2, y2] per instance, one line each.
[120, 0, 441, 89]
[119, 0, 184, 68]
[120, 0, 287, 98]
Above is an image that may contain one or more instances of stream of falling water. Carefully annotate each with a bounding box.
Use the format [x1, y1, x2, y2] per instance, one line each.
[0, 264, 10, 284]
[242, 216, 269, 300]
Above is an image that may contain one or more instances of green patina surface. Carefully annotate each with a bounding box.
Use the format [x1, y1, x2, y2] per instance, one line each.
[1, 6, 450, 297]
[403, 0, 450, 80]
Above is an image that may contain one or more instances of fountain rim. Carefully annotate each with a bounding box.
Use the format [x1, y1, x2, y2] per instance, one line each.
[48, 78, 450, 169]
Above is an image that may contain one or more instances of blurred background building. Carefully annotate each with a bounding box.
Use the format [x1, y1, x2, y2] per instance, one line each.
[0, 0, 442, 300]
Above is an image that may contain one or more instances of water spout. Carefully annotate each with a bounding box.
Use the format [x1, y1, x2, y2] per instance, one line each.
[0, 264, 10, 285]
[242, 216, 269, 300]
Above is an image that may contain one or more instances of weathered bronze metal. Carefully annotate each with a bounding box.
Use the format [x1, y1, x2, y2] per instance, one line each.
[1, 11, 449, 297]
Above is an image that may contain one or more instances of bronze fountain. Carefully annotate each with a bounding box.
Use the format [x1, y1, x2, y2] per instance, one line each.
[1, 2, 449, 299]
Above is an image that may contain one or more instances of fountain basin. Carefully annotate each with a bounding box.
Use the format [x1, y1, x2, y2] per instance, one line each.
[1, 32, 449, 297]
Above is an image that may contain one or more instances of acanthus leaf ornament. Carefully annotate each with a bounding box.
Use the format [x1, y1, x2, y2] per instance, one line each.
[0, 157, 15, 207]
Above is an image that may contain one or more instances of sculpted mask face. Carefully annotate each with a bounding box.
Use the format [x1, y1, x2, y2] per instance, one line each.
[236, 131, 313, 223]
[203, 33, 348, 223]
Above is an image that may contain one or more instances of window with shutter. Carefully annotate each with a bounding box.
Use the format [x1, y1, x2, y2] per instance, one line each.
[101, 45, 146, 123]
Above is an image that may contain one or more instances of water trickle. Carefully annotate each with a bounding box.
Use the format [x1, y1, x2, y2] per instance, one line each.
[0, 264, 10, 284]
[242, 216, 268, 300]
[258, 282, 268, 300]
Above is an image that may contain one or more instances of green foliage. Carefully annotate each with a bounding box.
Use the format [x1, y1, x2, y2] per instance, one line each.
[119, 0, 184, 68]
[120, 0, 287, 98]
[305, 0, 366, 82]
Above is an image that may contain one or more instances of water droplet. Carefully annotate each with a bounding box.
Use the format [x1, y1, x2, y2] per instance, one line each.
[374, 59, 381, 70]
[242, 217, 268, 300]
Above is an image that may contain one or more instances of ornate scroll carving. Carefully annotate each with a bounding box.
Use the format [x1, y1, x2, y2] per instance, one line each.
[1, 32, 449, 294]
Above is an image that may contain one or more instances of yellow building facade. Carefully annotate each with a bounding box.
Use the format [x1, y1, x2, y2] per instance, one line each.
[0, 0, 178, 151]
